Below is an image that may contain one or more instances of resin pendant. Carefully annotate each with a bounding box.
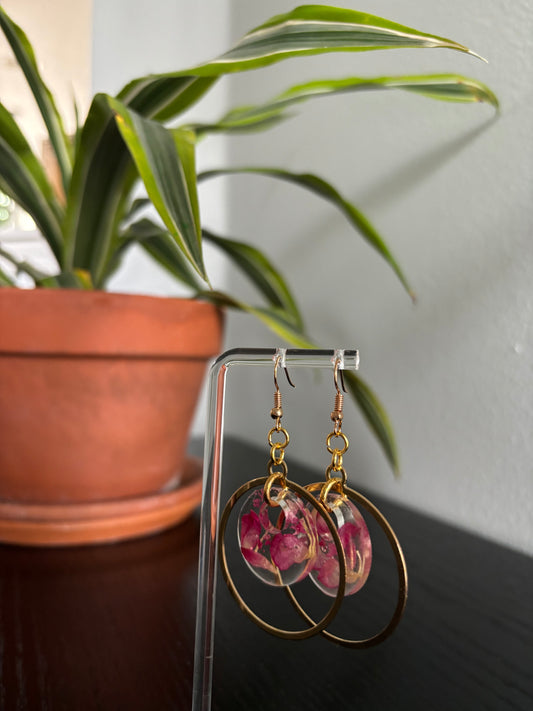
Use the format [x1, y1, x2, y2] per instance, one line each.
[239, 486, 317, 586]
[309, 491, 372, 597]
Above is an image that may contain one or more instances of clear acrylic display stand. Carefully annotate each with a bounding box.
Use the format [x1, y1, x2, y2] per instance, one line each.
[191, 347, 360, 711]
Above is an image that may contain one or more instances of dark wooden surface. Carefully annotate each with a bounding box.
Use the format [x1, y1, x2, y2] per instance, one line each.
[0, 439, 531, 710]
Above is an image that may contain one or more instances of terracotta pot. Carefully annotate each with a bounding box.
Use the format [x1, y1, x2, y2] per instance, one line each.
[0, 289, 223, 546]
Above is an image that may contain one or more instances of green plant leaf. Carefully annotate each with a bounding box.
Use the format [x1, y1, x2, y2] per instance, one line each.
[193, 115, 288, 137]
[343, 370, 399, 476]
[119, 218, 203, 291]
[72, 95, 83, 158]
[108, 98, 207, 281]
[0, 242, 93, 288]
[185, 5, 484, 75]
[62, 6, 491, 286]
[202, 229, 304, 329]
[0, 138, 63, 261]
[381, 74, 498, 106]
[37, 269, 93, 289]
[118, 75, 218, 123]
[200, 290, 313, 348]
[0, 6, 72, 191]
[63, 94, 137, 284]
[192, 73, 497, 135]
[65, 78, 220, 283]
[0, 103, 62, 212]
[0, 243, 50, 283]
[115, 6, 485, 123]
[199, 167, 414, 300]
[123, 197, 151, 222]
[0, 264, 15, 286]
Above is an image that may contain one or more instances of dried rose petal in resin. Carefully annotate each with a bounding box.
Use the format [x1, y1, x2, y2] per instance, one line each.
[239, 486, 317, 586]
[309, 492, 372, 596]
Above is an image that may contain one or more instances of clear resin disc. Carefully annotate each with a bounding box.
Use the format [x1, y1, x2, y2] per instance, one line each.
[309, 492, 372, 597]
[239, 486, 317, 586]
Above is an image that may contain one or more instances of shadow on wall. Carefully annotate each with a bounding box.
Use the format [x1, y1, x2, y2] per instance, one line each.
[274, 116, 497, 266]
[357, 117, 497, 209]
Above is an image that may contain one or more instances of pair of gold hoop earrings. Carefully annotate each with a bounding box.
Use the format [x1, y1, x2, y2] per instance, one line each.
[218, 355, 408, 648]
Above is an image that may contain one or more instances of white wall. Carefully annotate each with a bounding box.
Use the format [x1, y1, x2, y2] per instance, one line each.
[90, 0, 532, 554]
[220, 0, 533, 554]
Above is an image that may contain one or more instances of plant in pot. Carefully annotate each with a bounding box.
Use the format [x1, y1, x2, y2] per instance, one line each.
[0, 4, 497, 545]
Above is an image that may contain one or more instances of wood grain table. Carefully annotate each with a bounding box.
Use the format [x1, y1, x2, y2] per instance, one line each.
[0, 439, 531, 710]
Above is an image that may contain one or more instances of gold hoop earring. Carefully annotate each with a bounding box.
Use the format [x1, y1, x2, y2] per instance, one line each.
[286, 358, 408, 647]
[306, 359, 372, 598]
[217, 355, 347, 640]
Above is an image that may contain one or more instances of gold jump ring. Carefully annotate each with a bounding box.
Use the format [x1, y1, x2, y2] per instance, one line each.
[268, 426, 290, 448]
[326, 432, 349, 455]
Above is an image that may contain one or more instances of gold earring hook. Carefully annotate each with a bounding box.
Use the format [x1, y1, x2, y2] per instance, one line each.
[331, 358, 347, 435]
[273, 354, 295, 392]
[333, 358, 347, 395]
[271, 354, 295, 429]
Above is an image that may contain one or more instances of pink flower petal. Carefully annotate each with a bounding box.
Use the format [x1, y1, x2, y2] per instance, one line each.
[315, 511, 331, 537]
[280, 499, 301, 526]
[339, 521, 360, 569]
[241, 545, 276, 573]
[256, 499, 272, 530]
[270, 533, 310, 571]
[240, 511, 261, 550]
[316, 554, 340, 589]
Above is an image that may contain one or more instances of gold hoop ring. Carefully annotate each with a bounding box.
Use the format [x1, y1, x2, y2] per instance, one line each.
[218, 476, 346, 640]
[286, 482, 408, 648]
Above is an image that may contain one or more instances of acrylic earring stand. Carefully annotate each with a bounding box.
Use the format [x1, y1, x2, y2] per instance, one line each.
[191, 347, 360, 711]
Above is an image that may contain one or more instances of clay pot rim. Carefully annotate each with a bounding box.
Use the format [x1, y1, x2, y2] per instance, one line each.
[0, 288, 224, 358]
[0, 286, 213, 307]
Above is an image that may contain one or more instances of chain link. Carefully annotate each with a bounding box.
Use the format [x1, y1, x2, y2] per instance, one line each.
[325, 420, 349, 496]
[268, 426, 290, 448]
[326, 430, 349, 472]
[322, 359, 349, 500]
[270, 444, 285, 465]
